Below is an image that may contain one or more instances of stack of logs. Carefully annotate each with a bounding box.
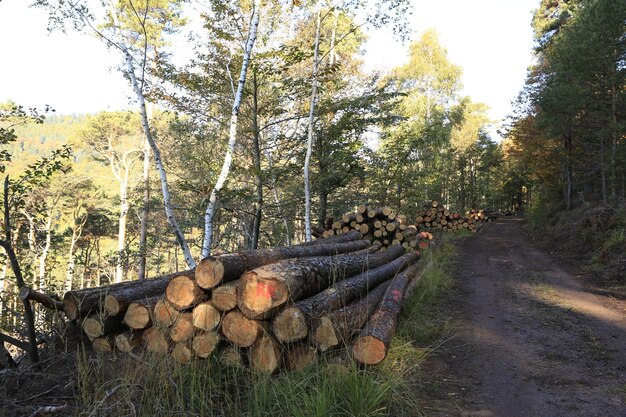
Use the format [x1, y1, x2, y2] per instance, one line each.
[320, 205, 428, 250]
[414, 201, 494, 233]
[64, 229, 435, 372]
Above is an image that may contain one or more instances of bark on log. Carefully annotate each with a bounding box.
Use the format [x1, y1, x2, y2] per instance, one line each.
[144, 327, 169, 355]
[285, 344, 317, 371]
[192, 302, 221, 331]
[165, 275, 209, 310]
[82, 315, 126, 339]
[238, 244, 405, 319]
[153, 299, 180, 328]
[172, 343, 193, 364]
[192, 331, 220, 358]
[123, 296, 161, 330]
[249, 333, 281, 374]
[352, 262, 421, 365]
[211, 281, 238, 312]
[170, 312, 195, 343]
[311, 280, 390, 352]
[103, 273, 180, 317]
[272, 251, 419, 343]
[115, 330, 144, 352]
[64, 269, 193, 320]
[195, 238, 368, 290]
[221, 309, 267, 347]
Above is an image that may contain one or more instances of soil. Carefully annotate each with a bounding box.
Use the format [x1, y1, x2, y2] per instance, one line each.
[425, 216, 626, 416]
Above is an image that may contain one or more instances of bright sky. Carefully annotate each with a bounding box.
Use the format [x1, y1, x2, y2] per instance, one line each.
[0, 0, 538, 138]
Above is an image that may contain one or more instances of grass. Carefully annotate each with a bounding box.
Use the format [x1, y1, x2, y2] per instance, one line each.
[74, 240, 458, 417]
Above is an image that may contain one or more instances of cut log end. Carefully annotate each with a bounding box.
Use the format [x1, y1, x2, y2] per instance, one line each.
[123, 303, 151, 330]
[352, 335, 386, 365]
[193, 332, 220, 358]
[166, 275, 207, 310]
[144, 327, 169, 355]
[238, 273, 288, 319]
[272, 306, 308, 343]
[222, 310, 264, 348]
[219, 346, 244, 368]
[82, 317, 104, 339]
[104, 294, 120, 317]
[92, 337, 113, 354]
[313, 316, 339, 352]
[285, 345, 317, 371]
[195, 256, 225, 289]
[115, 331, 143, 352]
[250, 334, 281, 374]
[192, 302, 221, 331]
[170, 313, 194, 343]
[172, 343, 193, 364]
[63, 298, 79, 321]
[153, 299, 179, 328]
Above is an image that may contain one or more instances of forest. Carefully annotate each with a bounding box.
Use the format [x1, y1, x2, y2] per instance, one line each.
[0, 0, 625, 414]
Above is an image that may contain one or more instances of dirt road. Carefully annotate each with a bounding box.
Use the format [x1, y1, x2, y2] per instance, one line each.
[438, 217, 626, 417]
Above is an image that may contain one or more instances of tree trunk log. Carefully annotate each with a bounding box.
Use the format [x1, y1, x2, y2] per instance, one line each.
[211, 281, 238, 312]
[272, 251, 419, 343]
[238, 244, 404, 319]
[192, 302, 221, 331]
[311, 280, 390, 352]
[64, 269, 193, 320]
[192, 331, 220, 358]
[221, 309, 267, 348]
[123, 296, 161, 330]
[195, 238, 368, 290]
[165, 275, 209, 311]
[352, 262, 421, 365]
[250, 333, 281, 374]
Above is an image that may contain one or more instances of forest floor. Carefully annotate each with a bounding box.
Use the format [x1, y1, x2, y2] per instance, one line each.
[423, 216, 626, 416]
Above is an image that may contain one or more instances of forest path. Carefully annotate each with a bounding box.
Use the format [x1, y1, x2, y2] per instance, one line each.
[436, 217, 626, 417]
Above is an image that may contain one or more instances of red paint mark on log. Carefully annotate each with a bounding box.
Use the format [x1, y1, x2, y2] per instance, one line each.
[391, 289, 402, 301]
[256, 281, 275, 298]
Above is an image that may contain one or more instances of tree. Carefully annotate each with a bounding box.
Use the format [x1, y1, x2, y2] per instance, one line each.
[81, 112, 143, 283]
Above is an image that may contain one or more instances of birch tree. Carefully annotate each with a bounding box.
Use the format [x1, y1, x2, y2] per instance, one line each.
[201, 0, 262, 257]
[34, 0, 196, 269]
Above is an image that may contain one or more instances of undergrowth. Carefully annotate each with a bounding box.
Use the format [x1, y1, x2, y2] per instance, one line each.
[527, 202, 626, 286]
[73, 240, 457, 417]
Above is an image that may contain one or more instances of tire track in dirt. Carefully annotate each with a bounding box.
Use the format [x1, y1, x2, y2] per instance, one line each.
[443, 217, 626, 417]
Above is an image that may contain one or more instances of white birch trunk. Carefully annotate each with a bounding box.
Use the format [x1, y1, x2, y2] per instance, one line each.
[65, 227, 78, 293]
[38, 212, 52, 291]
[201, 0, 262, 257]
[107, 1, 196, 269]
[138, 137, 150, 280]
[304, 1, 322, 242]
[115, 170, 129, 283]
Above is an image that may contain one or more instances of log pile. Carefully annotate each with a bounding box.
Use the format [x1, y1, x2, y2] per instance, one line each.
[61, 219, 439, 372]
[321, 205, 432, 249]
[414, 201, 495, 233]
